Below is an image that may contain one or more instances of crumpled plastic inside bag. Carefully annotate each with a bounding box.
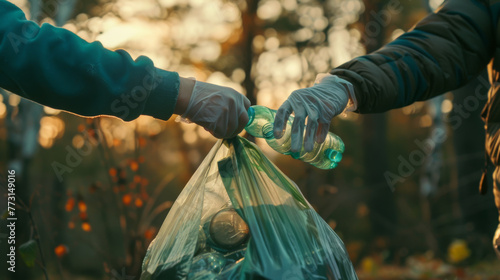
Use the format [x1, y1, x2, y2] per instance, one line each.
[141, 137, 357, 280]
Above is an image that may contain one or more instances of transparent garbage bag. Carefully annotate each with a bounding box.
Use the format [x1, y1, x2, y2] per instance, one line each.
[141, 137, 357, 280]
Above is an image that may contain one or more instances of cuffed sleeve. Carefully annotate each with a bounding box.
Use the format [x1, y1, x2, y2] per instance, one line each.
[142, 69, 180, 120]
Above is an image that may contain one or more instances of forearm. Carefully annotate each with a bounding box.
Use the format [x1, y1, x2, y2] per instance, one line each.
[0, 0, 180, 121]
[331, 0, 495, 113]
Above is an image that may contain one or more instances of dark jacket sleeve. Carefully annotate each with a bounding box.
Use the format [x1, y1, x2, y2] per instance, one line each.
[331, 0, 496, 113]
[0, 0, 179, 121]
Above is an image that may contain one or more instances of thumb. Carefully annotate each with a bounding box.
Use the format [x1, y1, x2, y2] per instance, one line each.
[274, 101, 292, 139]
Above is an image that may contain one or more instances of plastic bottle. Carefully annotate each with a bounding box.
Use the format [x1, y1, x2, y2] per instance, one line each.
[245, 105, 344, 169]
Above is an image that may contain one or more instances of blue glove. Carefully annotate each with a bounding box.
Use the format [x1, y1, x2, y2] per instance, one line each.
[181, 80, 251, 139]
[273, 75, 355, 153]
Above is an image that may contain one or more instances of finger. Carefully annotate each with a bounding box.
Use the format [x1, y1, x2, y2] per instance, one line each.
[304, 115, 319, 153]
[291, 110, 306, 154]
[222, 122, 236, 139]
[219, 92, 241, 139]
[213, 127, 225, 139]
[243, 95, 251, 110]
[208, 121, 223, 138]
[224, 114, 240, 139]
[316, 122, 330, 144]
[274, 101, 293, 139]
[228, 109, 249, 138]
[210, 105, 228, 138]
[226, 94, 249, 138]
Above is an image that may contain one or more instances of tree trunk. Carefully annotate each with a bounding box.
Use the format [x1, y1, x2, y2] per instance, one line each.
[242, 0, 258, 107]
[359, 0, 397, 261]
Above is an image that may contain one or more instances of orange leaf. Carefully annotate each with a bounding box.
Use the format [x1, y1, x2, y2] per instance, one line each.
[109, 168, 117, 177]
[164, 201, 173, 208]
[144, 228, 156, 240]
[68, 221, 75, 229]
[54, 245, 68, 258]
[141, 178, 149, 187]
[78, 201, 87, 212]
[65, 198, 75, 212]
[77, 124, 85, 132]
[357, 204, 369, 218]
[134, 175, 141, 183]
[79, 212, 88, 221]
[328, 220, 337, 230]
[138, 137, 147, 147]
[122, 194, 132, 206]
[138, 156, 145, 163]
[113, 139, 121, 147]
[130, 161, 139, 172]
[135, 198, 143, 208]
[81, 222, 92, 232]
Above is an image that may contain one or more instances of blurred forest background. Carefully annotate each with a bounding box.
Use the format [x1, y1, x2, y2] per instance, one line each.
[1, 0, 500, 279]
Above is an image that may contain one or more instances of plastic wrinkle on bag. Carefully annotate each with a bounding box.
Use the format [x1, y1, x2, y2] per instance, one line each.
[141, 137, 357, 280]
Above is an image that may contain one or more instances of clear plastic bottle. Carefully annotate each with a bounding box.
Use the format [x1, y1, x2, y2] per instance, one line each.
[245, 105, 344, 169]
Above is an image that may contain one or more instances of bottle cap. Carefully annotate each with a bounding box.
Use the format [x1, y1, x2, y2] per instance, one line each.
[246, 106, 255, 127]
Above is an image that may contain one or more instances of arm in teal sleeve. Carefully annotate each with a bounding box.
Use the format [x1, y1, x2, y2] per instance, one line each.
[331, 0, 496, 113]
[0, 0, 179, 121]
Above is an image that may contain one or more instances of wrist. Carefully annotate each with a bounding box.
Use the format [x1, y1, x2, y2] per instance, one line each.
[174, 77, 196, 115]
[340, 79, 357, 112]
[315, 73, 357, 112]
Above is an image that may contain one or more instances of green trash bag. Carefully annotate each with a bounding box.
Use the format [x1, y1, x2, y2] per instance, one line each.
[141, 137, 358, 280]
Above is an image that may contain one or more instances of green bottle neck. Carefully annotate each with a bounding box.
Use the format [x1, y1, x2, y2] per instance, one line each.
[247, 106, 255, 127]
[245, 105, 275, 139]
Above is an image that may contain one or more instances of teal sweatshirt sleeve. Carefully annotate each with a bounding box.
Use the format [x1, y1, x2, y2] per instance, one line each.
[0, 0, 180, 121]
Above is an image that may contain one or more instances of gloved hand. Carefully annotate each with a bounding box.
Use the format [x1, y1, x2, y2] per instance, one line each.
[177, 78, 251, 139]
[273, 74, 356, 153]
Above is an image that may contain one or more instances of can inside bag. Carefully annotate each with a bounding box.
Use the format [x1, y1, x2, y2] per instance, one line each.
[140, 137, 358, 280]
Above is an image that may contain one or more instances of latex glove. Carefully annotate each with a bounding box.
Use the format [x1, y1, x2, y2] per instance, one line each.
[178, 79, 251, 139]
[273, 74, 356, 153]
